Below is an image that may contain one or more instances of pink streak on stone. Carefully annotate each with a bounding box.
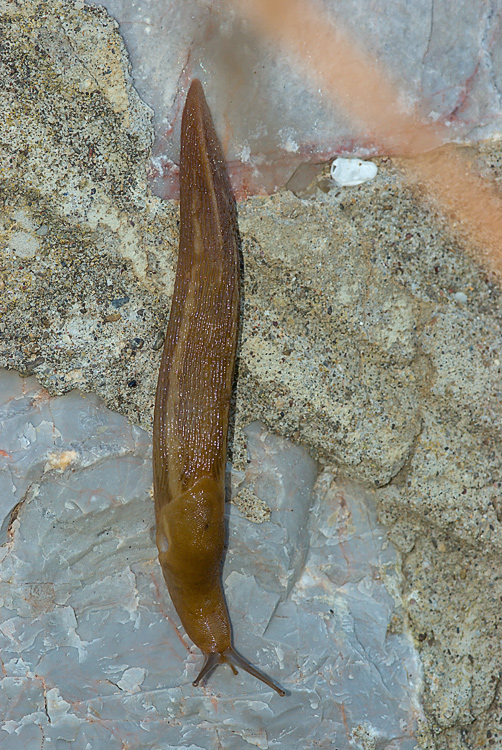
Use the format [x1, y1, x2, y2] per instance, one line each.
[85, 0, 502, 198]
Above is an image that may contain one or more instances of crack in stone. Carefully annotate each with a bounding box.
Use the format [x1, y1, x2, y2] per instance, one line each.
[421, 0, 436, 87]
[480, 0, 502, 110]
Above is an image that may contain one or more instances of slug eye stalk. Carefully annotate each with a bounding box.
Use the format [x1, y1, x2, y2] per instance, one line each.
[193, 647, 286, 697]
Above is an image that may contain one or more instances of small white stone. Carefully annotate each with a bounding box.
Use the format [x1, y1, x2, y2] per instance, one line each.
[453, 292, 468, 303]
[330, 157, 378, 187]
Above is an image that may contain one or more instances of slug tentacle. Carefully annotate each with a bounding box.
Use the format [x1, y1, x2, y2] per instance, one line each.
[153, 79, 285, 697]
[192, 647, 286, 697]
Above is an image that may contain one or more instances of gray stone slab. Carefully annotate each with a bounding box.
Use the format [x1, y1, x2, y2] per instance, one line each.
[0, 375, 421, 748]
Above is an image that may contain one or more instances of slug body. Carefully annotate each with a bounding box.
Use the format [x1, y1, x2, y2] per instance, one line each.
[153, 80, 284, 696]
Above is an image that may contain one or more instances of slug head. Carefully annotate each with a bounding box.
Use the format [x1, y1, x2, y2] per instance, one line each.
[156, 477, 232, 653]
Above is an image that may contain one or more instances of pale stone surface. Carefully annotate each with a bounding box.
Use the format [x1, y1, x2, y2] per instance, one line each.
[84, 0, 502, 195]
[0, 373, 421, 748]
[1, 2, 502, 748]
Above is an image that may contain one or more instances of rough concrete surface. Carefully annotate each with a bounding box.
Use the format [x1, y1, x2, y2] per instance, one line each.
[0, 1, 502, 748]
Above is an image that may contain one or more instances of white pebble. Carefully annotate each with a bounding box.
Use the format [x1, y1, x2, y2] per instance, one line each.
[330, 157, 378, 187]
[453, 292, 468, 303]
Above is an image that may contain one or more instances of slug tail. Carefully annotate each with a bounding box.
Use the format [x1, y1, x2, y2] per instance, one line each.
[193, 647, 286, 697]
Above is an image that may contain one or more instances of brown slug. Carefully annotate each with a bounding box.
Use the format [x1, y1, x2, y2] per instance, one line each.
[153, 79, 285, 697]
